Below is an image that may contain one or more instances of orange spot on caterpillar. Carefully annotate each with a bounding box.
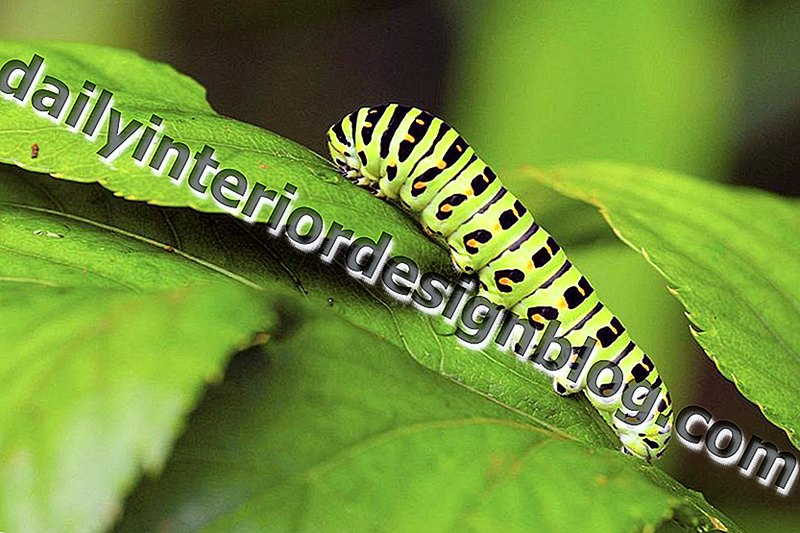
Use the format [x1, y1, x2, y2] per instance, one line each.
[441, 204, 452, 213]
[415, 118, 425, 125]
[436, 160, 446, 169]
[526, 260, 534, 270]
[499, 277, 512, 286]
[456, 144, 463, 152]
[413, 182, 426, 190]
[558, 297, 568, 310]
[405, 134, 415, 142]
[365, 121, 373, 128]
[466, 239, 478, 248]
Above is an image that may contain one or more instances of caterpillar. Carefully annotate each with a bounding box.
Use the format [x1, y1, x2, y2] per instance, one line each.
[326, 104, 673, 460]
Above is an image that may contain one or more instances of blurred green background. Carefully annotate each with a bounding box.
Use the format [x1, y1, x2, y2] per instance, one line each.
[2, 0, 798, 530]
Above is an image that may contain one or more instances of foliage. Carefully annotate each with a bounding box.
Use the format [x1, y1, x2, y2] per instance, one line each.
[2, 41, 793, 533]
[519, 163, 800, 450]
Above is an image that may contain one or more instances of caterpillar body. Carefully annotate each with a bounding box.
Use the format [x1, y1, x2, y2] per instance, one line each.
[327, 104, 673, 460]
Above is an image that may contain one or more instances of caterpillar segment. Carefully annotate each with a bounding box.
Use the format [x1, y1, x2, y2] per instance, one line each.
[327, 104, 674, 460]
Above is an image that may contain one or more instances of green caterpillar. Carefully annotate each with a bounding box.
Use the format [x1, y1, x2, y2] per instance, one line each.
[327, 104, 673, 460]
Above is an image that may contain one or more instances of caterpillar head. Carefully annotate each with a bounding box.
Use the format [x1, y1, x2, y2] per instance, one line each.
[327, 115, 360, 179]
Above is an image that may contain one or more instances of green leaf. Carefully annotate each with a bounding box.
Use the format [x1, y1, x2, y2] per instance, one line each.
[0, 282, 275, 533]
[0, 42, 741, 532]
[0, 40, 426, 259]
[115, 302, 734, 533]
[0, 41, 614, 446]
[520, 162, 800, 449]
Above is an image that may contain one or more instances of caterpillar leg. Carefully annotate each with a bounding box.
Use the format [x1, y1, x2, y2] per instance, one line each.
[593, 410, 668, 462]
[552, 346, 589, 396]
[615, 412, 674, 461]
[603, 388, 674, 461]
[553, 376, 580, 396]
[347, 175, 386, 198]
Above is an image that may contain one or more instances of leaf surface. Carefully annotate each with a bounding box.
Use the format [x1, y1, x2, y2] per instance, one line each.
[0, 282, 275, 533]
[521, 162, 800, 449]
[115, 303, 732, 533]
[0, 43, 743, 532]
